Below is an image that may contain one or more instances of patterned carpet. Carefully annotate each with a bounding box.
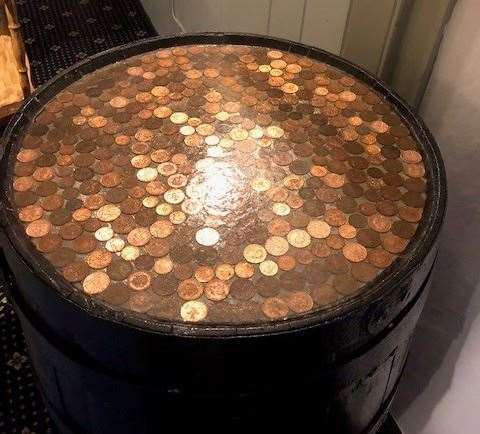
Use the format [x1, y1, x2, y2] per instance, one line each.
[0, 1, 156, 432]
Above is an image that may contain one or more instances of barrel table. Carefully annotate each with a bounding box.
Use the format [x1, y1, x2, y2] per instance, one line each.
[0, 34, 446, 433]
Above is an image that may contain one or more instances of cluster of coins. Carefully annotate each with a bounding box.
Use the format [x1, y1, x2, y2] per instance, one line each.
[11, 44, 427, 324]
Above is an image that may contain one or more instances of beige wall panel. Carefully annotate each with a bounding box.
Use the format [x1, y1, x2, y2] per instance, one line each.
[301, 0, 351, 54]
[173, 0, 270, 33]
[341, 0, 398, 74]
[269, 0, 305, 41]
[220, 0, 270, 33]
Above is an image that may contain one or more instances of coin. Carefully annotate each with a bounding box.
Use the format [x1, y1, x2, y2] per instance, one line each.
[127, 271, 152, 291]
[259, 260, 278, 276]
[342, 242, 368, 262]
[85, 250, 112, 269]
[127, 228, 151, 246]
[230, 279, 256, 300]
[153, 256, 174, 274]
[181, 300, 208, 322]
[63, 262, 90, 282]
[306, 220, 331, 239]
[83, 271, 110, 294]
[286, 291, 314, 313]
[265, 236, 289, 256]
[177, 279, 203, 300]
[96, 204, 121, 222]
[262, 297, 289, 319]
[243, 244, 267, 263]
[205, 279, 229, 301]
[25, 219, 51, 238]
[150, 220, 174, 238]
[287, 229, 311, 248]
[234, 262, 255, 278]
[194, 265, 215, 282]
[195, 227, 219, 246]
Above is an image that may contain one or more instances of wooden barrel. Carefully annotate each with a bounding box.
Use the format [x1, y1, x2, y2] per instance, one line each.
[0, 33, 446, 433]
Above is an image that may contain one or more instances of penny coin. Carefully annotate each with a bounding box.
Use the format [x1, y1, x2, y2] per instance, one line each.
[306, 220, 331, 239]
[205, 279, 230, 301]
[311, 284, 338, 306]
[287, 229, 311, 248]
[278, 255, 296, 271]
[265, 236, 289, 256]
[234, 262, 255, 278]
[286, 291, 314, 313]
[259, 260, 279, 276]
[177, 279, 203, 300]
[243, 244, 267, 264]
[194, 265, 215, 282]
[127, 227, 151, 246]
[215, 263, 235, 281]
[230, 279, 256, 300]
[83, 271, 110, 294]
[25, 219, 51, 238]
[342, 242, 368, 263]
[127, 271, 152, 291]
[150, 220, 174, 238]
[381, 233, 408, 254]
[96, 204, 121, 222]
[19, 205, 43, 222]
[195, 227, 220, 246]
[262, 297, 289, 319]
[63, 262, 90, 282]
[368, 214, 392, 233]
[85, 250, 112, 269]
[181, 300, 208, 322]
[154, 256, 174, 274]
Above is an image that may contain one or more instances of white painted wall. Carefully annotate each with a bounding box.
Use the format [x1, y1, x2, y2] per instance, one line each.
[392, 0, 480, 433]
[143, 0, 351, 54]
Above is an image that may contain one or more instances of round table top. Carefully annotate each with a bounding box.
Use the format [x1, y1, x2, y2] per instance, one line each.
[8, 41, 429, 325]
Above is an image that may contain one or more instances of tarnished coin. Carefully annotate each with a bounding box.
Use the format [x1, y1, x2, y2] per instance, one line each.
[286, 291, 314, 313]
[205, 279, 230, 301]
[177, 278, 204, 300]
[262, 297, 289, 319]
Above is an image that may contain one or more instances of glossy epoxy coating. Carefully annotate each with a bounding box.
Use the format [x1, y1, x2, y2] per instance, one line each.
[10, 44, 428, 324]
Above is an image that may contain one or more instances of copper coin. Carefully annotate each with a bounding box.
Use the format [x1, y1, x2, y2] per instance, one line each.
[177, 279, 203, 300]
[83, 271, 110, 294]
[205, 279, 230, 301]
[311, 284, 339, 306]
[63, 262, 90, 282]
[262, 297, 289, 319]
[286, 291, 314, 313]
[342, 242, 368, 263]
[230, 279, 256, 300]
[85, 250, 112, 269]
